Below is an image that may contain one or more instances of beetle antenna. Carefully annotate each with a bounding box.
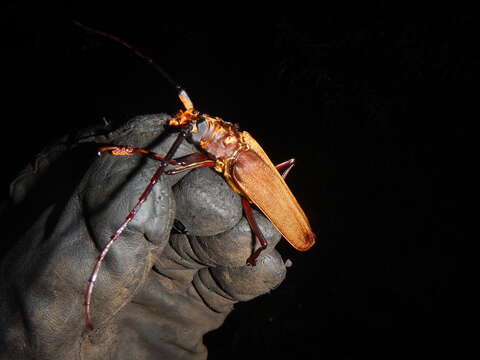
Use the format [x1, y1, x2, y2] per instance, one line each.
[73, 21, 193, 110]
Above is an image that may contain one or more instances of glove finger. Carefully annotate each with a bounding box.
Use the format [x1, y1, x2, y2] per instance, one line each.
[194, 250, 287, 307]
[172, 167, 243, 237]
[193, 208, 282, 267]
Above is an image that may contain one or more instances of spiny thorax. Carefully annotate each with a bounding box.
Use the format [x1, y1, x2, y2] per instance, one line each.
[199, 116, 249, 195]
[169, 111, 249, 195]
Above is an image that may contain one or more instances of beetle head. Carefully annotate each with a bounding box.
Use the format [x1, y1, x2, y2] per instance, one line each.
[189, 117, 209, 145]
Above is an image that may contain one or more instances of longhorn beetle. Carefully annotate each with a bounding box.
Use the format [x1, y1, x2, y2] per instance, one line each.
[75, 22, 316, 330]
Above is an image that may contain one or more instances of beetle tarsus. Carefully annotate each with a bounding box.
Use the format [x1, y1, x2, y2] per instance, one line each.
[246, 243, 268, 266]
[97, 145, 182, 164]
[275, 158, 296, 179]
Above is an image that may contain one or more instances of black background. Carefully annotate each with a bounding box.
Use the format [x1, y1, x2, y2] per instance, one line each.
[1, 3, 470, 359]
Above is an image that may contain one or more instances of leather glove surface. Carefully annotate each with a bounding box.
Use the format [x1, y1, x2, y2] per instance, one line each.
[0, 114, 286, 360]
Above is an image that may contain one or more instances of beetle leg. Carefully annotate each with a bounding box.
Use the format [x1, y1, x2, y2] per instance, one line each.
[85, 131, 187, 329]
[165, 159, 216, 175]
[242, 197, 269, 266]
[168, 155, 292, 178]
[173, 152, 211, 165]
[98, 147, 214, 168]
[98, 145, 177, 164]
[275, 158, 295, 179]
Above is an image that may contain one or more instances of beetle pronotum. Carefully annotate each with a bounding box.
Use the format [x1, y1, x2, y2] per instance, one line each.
[75, 22, 316, 329]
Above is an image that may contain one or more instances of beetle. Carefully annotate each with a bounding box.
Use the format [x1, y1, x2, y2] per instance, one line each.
[75, 22, 316, 329]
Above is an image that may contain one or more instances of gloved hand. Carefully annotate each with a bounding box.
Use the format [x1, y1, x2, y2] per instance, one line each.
[0, 114, 287, 360]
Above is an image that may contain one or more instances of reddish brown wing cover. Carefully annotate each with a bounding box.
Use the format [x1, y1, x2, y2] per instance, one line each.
[232, 145, 315, 251]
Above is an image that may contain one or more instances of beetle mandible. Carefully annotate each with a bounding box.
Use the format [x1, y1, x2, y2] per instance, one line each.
[75, 22, 316, 330]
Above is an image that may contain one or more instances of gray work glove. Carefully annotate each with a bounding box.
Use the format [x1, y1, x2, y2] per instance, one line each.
[0, 114, 287, 360]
